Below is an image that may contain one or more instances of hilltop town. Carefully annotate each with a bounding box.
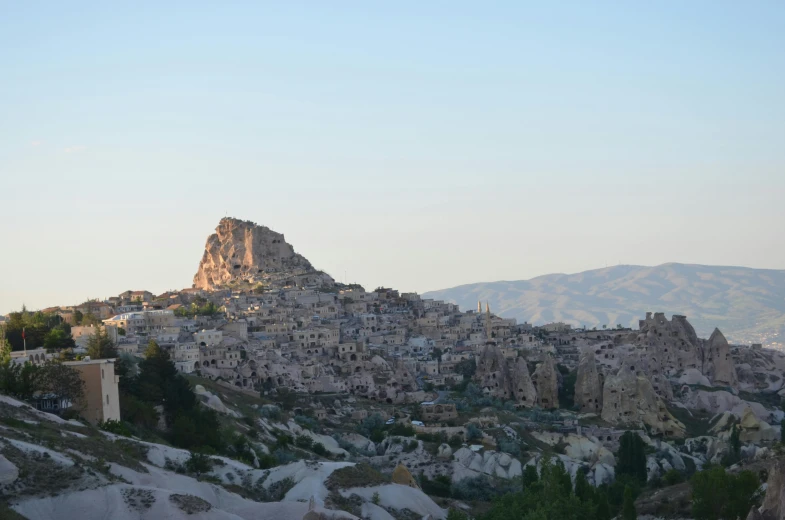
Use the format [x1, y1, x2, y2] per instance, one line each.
[2, 217, 785, 520]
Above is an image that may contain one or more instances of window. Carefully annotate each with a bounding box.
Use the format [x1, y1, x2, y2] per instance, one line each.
[106, 395, 110, 405]
[102, 369, 105, 379]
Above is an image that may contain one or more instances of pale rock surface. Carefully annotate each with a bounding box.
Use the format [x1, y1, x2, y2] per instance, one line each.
[531, 356, 559, 409]
[530, 432, 615, 466]
[747, 457, 785, 520]
[193, 218, 322, 290]
[601, 364, 685, 437]
[341, 484, 446, 519]
[574, 350, 603, 413]
[475, 345, 537, 407]
[703, 328, 738, 387]
[436, 443, 453, 459]
[681, 388, 774, 422]
[340, 433, 375, 453]
[452, 447, 522, 480]
[737, 407, 779, 444]
[194, 385, 241, 417]
[0, 454, 19, 486]
[678, 368, 711, 386]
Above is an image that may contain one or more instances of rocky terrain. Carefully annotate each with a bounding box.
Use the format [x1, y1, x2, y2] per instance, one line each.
[193, 217, 330, 290]
[424, 263, 785, 347]
[6, 217, 785, 520]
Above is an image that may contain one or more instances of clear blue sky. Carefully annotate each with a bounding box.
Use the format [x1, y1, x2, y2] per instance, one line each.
[1, 1, 784, 313]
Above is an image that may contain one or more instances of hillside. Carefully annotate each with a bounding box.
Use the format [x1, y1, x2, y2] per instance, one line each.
[423, 263, 785, 347]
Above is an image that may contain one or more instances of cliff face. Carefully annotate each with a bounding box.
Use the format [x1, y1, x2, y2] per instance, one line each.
[193, 218, 315, 290]
[476, 345, 538, 407]
[574, 350, 603, 413]
[628, 312, 738, 391]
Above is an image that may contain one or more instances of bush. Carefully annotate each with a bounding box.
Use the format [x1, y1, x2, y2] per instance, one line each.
[497, 438, 520, 456]
[405, 440, 419, 453]
[663, 469, 684, 486]
[312, 442, 327, 456]
[420, 474, 452, 497]
[451, 475, 515, 501]
[388, 423, 416, 437]
[295, 435, 313, 450]
[99, 419, 133, 437]
[465, 423, 482, 441]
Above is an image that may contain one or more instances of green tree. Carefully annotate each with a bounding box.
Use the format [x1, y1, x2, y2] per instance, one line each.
[622, 485, 636, 520]
[454, 358, 476, 378]
[729, 424, 741, 457]
[43, 327, 75, 352]
[522, 464, 540, 492]
[185, 452, 212, 477]
[691, 466, 760, 520]
[86, 326, 117, 359]
[617, 431, 647, 484]
[39, 362, 85, 407]
[574, 469, 593, 502]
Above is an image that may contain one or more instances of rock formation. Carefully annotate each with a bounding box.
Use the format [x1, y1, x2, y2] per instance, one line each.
[703, 328, 738, 387]
[601, 363, 685, 437]
[532, 356, 559, 409]
[747, 456, 785, 520]
[475, 345, 537, 407]
[629, 312, 737, 392]
[391, 463, 419, 488]
[193, 217, 319, 290]
[574, 350, 603, 413]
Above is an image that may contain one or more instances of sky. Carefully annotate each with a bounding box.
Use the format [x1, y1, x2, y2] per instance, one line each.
[1, 1, 784, 314]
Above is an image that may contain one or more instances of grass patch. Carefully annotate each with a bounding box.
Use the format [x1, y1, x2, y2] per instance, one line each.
[0, 503, 28, 519]
[667, 406, 715, 437]
[326, 463, 389, 491]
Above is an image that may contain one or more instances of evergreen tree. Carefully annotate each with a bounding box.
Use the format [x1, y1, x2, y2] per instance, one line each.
[617, 431, 647, 484]
[522, 464, 540, 492]
[622, 485, 637, 520]
[86, 326, 117, 359]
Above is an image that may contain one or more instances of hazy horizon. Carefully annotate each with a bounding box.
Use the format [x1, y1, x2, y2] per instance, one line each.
[2, 2, 784, 313]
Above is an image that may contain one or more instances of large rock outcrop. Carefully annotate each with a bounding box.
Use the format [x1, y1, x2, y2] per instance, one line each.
[703, 328, 738, 387]
[532, 356, 559, 409]
[193, 218, 317, 290]
[747, 457, 785, 520]
[601, 364, 685, 437]
[475, 345, 537, 407]
[628, 313, 738, 392]
[574, 350, 603, 413]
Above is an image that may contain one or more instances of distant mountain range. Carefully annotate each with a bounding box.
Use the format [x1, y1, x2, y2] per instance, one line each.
[423, 263, 785, 347]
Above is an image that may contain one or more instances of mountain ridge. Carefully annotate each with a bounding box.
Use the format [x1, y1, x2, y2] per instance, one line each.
[423, 263, 785, 347]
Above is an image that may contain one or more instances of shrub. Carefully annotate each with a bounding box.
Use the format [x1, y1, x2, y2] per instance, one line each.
[497, 438, 520, 456]
[312, 442, 327, 456]
[388, 423, 416, 437]
[295, 435, 313, 450]
[663, 469, 684, 486]
[99, 419, 132, 437]
[465, 423, 482, 441]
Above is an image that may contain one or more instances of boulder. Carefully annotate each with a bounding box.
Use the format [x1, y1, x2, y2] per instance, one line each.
[452, 448, 522, 480]
[436, 444, 453, 459]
